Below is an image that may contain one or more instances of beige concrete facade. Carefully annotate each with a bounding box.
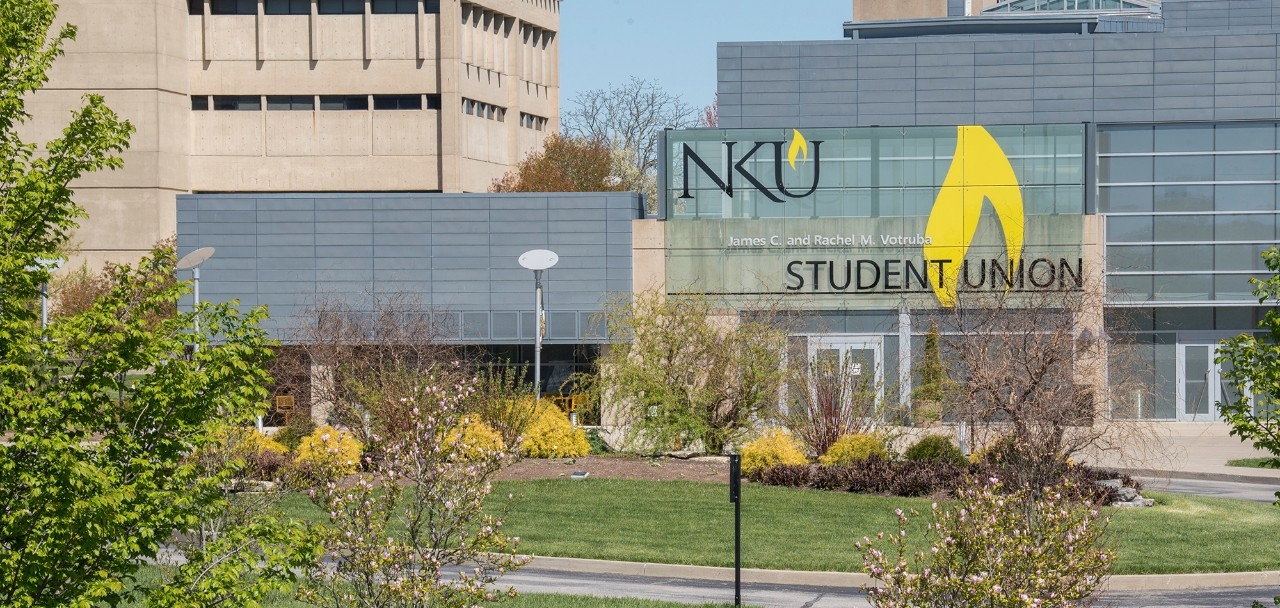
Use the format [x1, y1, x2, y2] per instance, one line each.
[33, 0, 558, 269]
[851, 0, 1000, 20]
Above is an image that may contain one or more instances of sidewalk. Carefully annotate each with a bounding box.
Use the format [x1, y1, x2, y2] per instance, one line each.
[1081, 421, 1280, 484]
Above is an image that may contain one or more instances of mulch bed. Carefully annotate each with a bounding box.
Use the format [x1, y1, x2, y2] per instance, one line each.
[495, 455, 731, 483]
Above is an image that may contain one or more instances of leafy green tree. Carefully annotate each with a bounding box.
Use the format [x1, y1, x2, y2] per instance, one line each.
[910, 323, 957, 425]
[0, 2, 281, 605]
[1218, 246, 1280, 503]
[578, 291, 789, 454]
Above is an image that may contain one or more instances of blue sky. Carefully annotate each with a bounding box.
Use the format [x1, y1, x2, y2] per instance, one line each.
[559, 0, 851, 114]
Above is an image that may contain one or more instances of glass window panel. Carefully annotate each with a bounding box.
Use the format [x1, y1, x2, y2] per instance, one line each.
[372, 0, 417, 13]
[1154, 124, 1214, 153]
[1216, 184, 1275, 211]
[265, 0, 311, 14]
[878, 188, 904, 218]
[1106, 216, 1152, 242]
[188, 0, 203, 15]
[1154, 155, 1213, 182]
[1153, 274, 1212, 301]
[814, 190, 843, 218]
[1216, 244, 1270, 271]
[1155, 308, 1213, 330]
[1099, 125, 1153, 154]
[1055, 185, 1084, 215]
[846, 189, 873, 217]
[319, 0, 363, 13]
[1215, 123, 1276, 152]
[1154, 184, 1213, 212]
[1216, 275, 1258, 301]
[373, 94, 422, 110]
[211, 0, 255, 14]
[1099, 156, 1152, 183]
[1108, 275, 1152, 301]
[190, 96, 209, 111]
[1215, 154, 1275, 181]
[1099, 185, 1152, 213]
[1215, 307, 1258, 330]
[1153, 244, 1213, 271]
[903, 188, 934, 216]
[1215, 214, 1275, 241]
[1024, 186, 1056, 215]
[1153, 215, 1212, 241]
[212, 95, 260, 111]
[1107, 244, 1153, 272]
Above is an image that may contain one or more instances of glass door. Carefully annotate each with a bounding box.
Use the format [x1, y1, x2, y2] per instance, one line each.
[1176, 343, 1221, 422]
[808, 336, 885, 405]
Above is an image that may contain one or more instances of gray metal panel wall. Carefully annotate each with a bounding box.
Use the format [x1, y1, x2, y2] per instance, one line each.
[177, 192, 641, 343]
[718, 25, 1280, 129]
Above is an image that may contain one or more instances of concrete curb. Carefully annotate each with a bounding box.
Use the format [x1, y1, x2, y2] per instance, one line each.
[523, 555, 1280, 591]
[1118, 467, 1280, 485]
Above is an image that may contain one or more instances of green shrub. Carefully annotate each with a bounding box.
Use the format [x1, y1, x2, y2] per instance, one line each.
[585, 428, 613, 454]
[903, 434, 966, 466]
[520, 401, 590, 458]
[740, 429, 807, 478]
[292, 426, 363, 483]
[818, 433, 887, 466]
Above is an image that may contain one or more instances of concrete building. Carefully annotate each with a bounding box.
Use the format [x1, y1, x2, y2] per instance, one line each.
[643, 0, 1280, 424]
[35, 0, 559, 270]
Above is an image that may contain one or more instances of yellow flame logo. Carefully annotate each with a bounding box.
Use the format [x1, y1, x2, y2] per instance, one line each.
[787, 129, 809, 170]
[923, 126, 1025, 307]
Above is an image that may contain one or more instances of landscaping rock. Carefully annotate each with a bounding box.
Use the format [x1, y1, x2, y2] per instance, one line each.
[1098, 478, 1154, 508]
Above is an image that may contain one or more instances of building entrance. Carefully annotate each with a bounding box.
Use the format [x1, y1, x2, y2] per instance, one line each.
[808, 336, 885, 405]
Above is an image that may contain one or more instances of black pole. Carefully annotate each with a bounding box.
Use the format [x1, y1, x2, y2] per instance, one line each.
[729, 454, 741, 606]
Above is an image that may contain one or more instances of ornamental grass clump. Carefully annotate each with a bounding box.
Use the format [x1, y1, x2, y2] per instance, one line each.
[859, 476, 1114, 608]
[819, 433, 887, 466]
[740, 429, 808, 478]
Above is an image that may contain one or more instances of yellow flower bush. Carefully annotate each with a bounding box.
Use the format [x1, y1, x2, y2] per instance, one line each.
[294, 425, 363, 480]
[818, 433, 887, 466]
[740, 429, 807, 477]
[519, 401, 589, 458]
[447, 416, 505, 461]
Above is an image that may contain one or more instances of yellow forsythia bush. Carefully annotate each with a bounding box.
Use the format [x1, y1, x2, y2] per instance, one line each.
[294, 425, 363, 479]
[519, 401, 589, 458]
[819, 433, 887, 466]
[740, 429, 807, 477]
[447, 416, 505, 461]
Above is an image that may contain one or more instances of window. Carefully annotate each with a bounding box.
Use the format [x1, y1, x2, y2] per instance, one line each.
[462, 98, 506, 121]
[372, 0, 416, 13]
[266, 95, 315, 110]
[318, 0, 363, 14]
[188, 0, 203, 15]
[265, 0, 311, 14]
[211, 0, 256, 14]
[519, 112, 547, 131]
[423, 0, 439, 12]
[373, 94, 422, 110]
[319, 95, 369, 110]
[191, 96, 210, 111]
[212, 95, 262, 111]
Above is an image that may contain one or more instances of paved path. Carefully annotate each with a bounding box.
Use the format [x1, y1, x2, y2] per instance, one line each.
[508, 565, 1280, 608]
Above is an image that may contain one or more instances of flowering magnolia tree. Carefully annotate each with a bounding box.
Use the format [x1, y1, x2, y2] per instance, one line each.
[297, 369, 525, 608]
[859, 476, 1114, 608]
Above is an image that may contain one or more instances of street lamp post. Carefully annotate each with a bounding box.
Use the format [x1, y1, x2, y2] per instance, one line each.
[518, 249, 558, 400]
[176, 247, 216, 342]
[25, 257, 64, 330]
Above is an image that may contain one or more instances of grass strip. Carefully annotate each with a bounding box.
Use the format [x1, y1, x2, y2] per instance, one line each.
[1228, 457, 1277, 469]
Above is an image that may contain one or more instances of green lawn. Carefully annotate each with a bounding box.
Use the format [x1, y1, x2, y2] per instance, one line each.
[277, 477, 1280, 575]
[1228, 457, 1278, 468]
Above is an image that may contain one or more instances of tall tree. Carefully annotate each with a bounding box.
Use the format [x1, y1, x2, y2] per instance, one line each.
[0, 2, 278, 605]
[1218, 246, 1280, 503]
[490, 134, 627, 194]
[561, 77, 701, 190]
